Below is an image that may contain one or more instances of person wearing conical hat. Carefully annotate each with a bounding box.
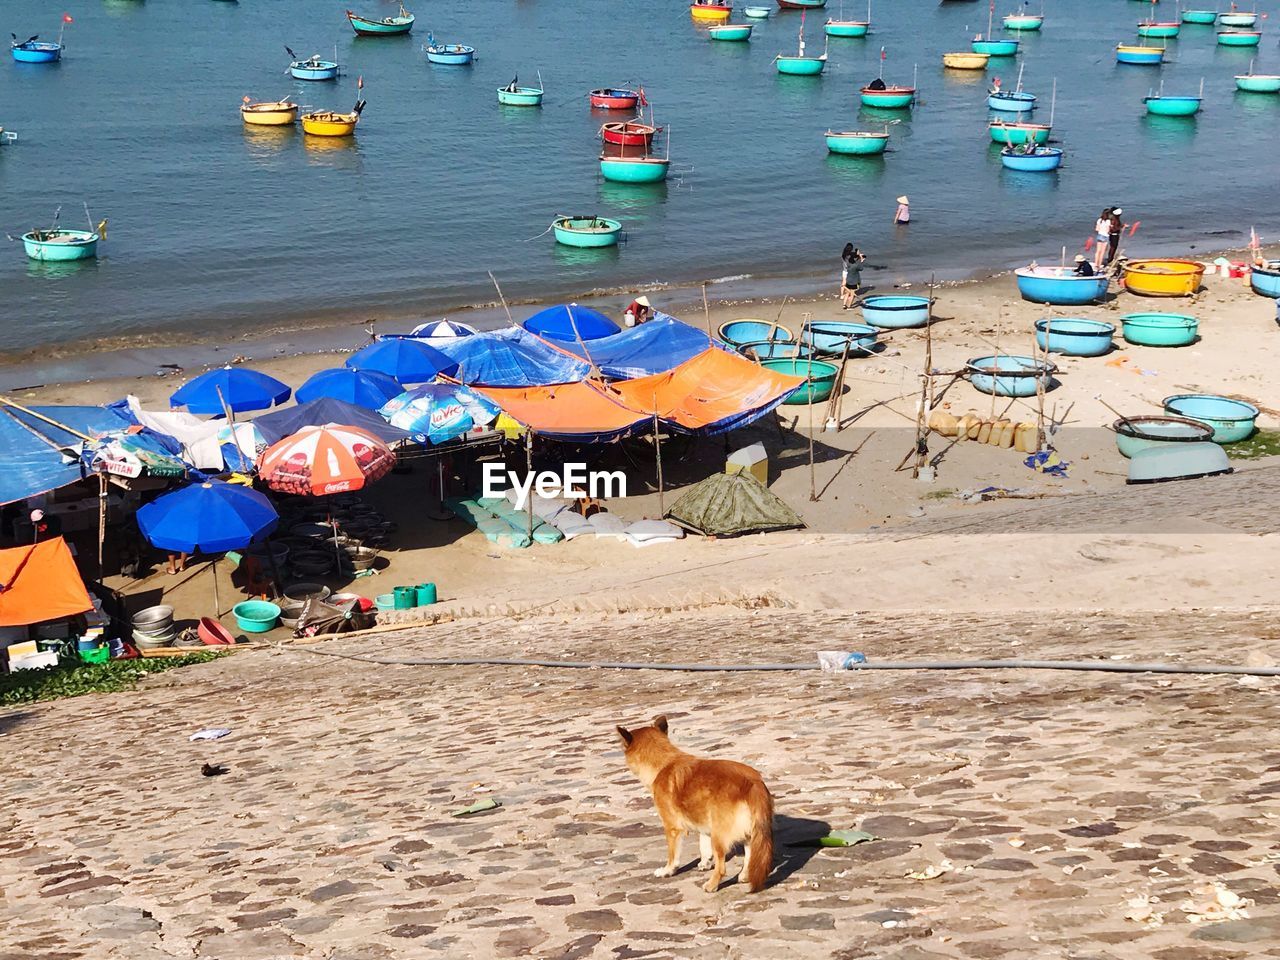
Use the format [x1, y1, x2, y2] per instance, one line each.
[894, 196, 910, 224]
[624, 295, 652, 327]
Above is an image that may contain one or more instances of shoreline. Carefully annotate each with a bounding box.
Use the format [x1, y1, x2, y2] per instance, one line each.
[3, 230, 1259, 394]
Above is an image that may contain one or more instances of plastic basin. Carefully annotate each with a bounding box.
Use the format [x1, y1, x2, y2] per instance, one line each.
[966, 355, 1057, 397]
[1162, 394, 1259, 443]
[1033, 318, 1115, 357]
[1113, 415, 1215, 458]
[760, 359, 839, 404]
[197, 617, 237, 645]
[232, 600, 281, 633]
[1121, 313, 1199, 347]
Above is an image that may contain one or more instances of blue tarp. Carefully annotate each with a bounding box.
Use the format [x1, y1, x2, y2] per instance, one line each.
[553, 313, 721, 380]
[437, 328, 591, 387]
[252, 397, 413, 447]
[521, 304, 620, 342]
[0, 405, 136, 506]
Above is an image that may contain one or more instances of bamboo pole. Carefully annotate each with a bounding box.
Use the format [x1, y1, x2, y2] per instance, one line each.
[525, 429, 534, 541]
[0, 395, 95, 442]
[912, 279, 935, 478]
[489, 271, 516, 327]
[652, 397, 665, 514]
[806, 351, 817, 501]
[702, 282, 712, 337]
[97, 469, 107, 578]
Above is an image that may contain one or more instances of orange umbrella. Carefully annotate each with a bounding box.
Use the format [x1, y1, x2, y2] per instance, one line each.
[257, 423, 395, 496]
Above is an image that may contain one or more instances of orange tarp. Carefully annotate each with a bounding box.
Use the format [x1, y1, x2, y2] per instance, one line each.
[474, 381, 645, 440]
[0, 537, 92, 627]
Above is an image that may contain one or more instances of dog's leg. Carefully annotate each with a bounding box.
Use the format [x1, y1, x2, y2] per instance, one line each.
[703, 836, 727, 893]
[738, 844, 751, 883]
[654, 827, 683, 878]
[698, 834, 713, 870]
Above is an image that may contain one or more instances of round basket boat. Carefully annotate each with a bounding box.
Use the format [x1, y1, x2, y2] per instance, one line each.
[966, 354, 1057, 397]
[1123, 259, 1205, 297]
[800, 320, 879, 356]
[1120, 312, 1199, 347]
[1112, 415, 1215, 459]
[1250, 261, 1280, 297]
[1236, 73, 1280, 93]
[1163, 394, 1259, 443]
[552, 216, 622, 248]
[1127, 443, 1232, 484]
[718, 319, 794, 348]
[760, 359, 839, 404]
[1033, 318, 1115, 357]
[943, 51, 990, 70]
[738, 339, 812, 360]
[860, 295, 930, 328]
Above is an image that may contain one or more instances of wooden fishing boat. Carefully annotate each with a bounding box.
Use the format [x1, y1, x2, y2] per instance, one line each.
[424, 41, 476, 64]
[860, 84, 915, 107]
[988, 119, 1050, 144]
[347, 6, 414, 35]
[553, 216, 623, 248]
[708, 22, 754, 39]
[1182, 10, 1217, 24]
[777, 0, 826, 8]
[1000, 144, 1062, 170]
[241, 98, 299, 126]
[690, 1, 733, 21]
[10, 40, 62, 63]
[290, 55, 340, 80]
[1217, 29, 1262, 46]
[1137, 20, 1181, 38]
[590, 87, 643, 109]
[1123, 259, 1205, 296]
[1002, 13, 1044, 31]
[824, 129, 889, 154]
[22, 228, 100, 261]
[301, 107, 362, 136]
[497, 83, 544, 106]
[601, 120, 660, 146]
[744, 4, 772, 16]
[1116, 43, 1165, 64]
[943, 51, 990, 69]
[1219, 10, 1259, 27]
[599, 155, 670, 183]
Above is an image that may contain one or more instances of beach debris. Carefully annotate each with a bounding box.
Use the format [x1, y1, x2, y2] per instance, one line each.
[189, 727, 232, 742]
[817, 651, 867, 671]
[820, 829, 879, 847]
[1007, 837, 1025, 848]
[200, 763, 229, 777]
[451, 798, 502, 818]
[906, 859, 952, 881]
[1181, 882, 1254, 923]
[1123, 894, 1165, 927]
[928, 410, 1042, 453]
[1025, 450, 1069, 477]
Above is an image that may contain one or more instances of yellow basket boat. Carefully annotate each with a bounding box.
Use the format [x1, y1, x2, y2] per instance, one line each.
[690, 2, 732, 20]
[301, 110, 360, 137]
[1123, 258, 1206, 297]
[241, 99, 299, 126]
[942, 51, 990, 70]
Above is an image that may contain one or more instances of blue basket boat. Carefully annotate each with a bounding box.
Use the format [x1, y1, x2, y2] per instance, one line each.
[1116, 43, 1165, 64]
[988, 89, 1037, 112]
[1163, 394, 1259, 443]
[1015, 266, 1109, 304]
[1127, 442, 1232, 484]
[744, 5, 772, 16]
[1250, 261, 1280, 297]
[718, 319, 794, 348]
[424, 39, 476, 64]
[1033, 318, 1114, 356]
[289, 55, 340, 80]
[1000, 145, 1063, 171]
[800, 320, 879, 355]
[1220, 11, 1260, 27]
[860, 295, 931, 328]
[738, 339, 813, 360]
[1113, 416, 1214, 459]
[11, 40, 62, 64]
[966, 354, 1057, 397]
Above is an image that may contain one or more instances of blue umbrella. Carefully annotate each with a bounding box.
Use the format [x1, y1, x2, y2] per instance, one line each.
[137, 480, 278, 553]
[296, 367, 403, 410]
[345, 338, 458, 385]
[380, 383, 499, 444]
[170, 366, 291, 415]
[521, 303, 620, 342]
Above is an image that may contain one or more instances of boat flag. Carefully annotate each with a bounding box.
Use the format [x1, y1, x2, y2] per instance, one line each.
[62, 14, 73, 23]
[1251, 226, 1260, 251]
[243, 95, 251, 103]
[357, 74, 364, 90]
[1128, 221, 1141, 237]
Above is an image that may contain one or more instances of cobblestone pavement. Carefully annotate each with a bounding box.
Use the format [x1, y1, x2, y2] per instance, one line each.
[4, 607, 1280, 959]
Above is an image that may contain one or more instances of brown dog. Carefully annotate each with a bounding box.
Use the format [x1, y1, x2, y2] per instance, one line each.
[616, 715, 774, 893]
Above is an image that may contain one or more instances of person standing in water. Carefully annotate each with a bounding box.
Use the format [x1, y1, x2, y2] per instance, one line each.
[840, 243, 865, 308]
[1106, 207, 1125, 266]
[894, 196, 910, 225]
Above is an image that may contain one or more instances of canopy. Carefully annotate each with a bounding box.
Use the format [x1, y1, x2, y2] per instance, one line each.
[258, 424, 396, 497]
[521, 303, 621, 342]
[252, 397, 411, 447]
[136, 480, 279, 554]
[665, 472, 804, 537]
[552, 313, 720, 380]
[296, 367, 403, 410]
[437, 327, 591, 387]
[170, 367, 292, 415]
[0, 403, 138, 506]
[0, 538, 93, 627]
[346, 337, 458, 384]
[474, 381, 647, 443]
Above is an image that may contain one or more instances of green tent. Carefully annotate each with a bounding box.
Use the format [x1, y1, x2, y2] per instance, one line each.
[665, 472, 804, 537]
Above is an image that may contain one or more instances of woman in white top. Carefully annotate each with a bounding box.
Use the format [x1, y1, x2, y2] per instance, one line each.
[1092, 210, 1111, 269]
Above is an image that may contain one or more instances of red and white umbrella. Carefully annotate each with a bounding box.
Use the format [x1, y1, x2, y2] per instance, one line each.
[257, 423, 395, 496]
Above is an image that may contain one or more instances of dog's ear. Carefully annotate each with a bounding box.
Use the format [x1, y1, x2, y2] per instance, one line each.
[652, 715, 669, 735]
[616, 725, 633, 747]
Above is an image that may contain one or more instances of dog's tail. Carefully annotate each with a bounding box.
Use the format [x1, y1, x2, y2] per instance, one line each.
[744, 781, 774, 893]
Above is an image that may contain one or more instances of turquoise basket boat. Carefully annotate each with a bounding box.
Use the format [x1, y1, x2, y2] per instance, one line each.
[761, 358, 839, 404]
[989, 120, 1050, 144]
[1137, 21, 1181, 38]
[719, 319, 794, 347]
[859, 85, 915, 108]
[1219, 12, 1259, 27]
[347, 7, 415, 36]
[497, 84, 544, 106]
[1113, 415, 1214, 458]
[1182, 10, 1218, 24]
[1145, 94, 1201, 116]
[1120, 312, 1199, 346]
[1250, 262, 1280, 296]
[1002, 14, 1044, 31]
[738, 339, 813, 360]
[824, 129, 889, 154]
[1163, 394, 1259, 443]
[800, 320, 879, 355]
[776, 54, 827, 74]
[861, 295, 931, 328]
[709, 23, 754, 40]
[553, 216, 622, 248]
[825, 20, 869, 36]
[1034, 318, 1115, 356]
[424, 42, 476, 64]
[966, 354, 1057, 397]
[1236, 73, 1280, 93]
[1218, 30, 1262, 46]
[972, 37, 1020, 55]
[599, 156, 669, 183]
[22, 229, 100, 261]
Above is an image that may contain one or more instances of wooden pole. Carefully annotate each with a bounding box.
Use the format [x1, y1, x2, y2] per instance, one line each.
[211, 558, 220, 618]
[97, 469, 107, 579]
[912, 278, 935, 478]
[1033, 327, 1048, 450]
[489, 270, 516, 327]
[0, 396, 95, 442]
[702, 282, 712, 337]
[807, 352, 817, 501]
[652, 402, 665, 514]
